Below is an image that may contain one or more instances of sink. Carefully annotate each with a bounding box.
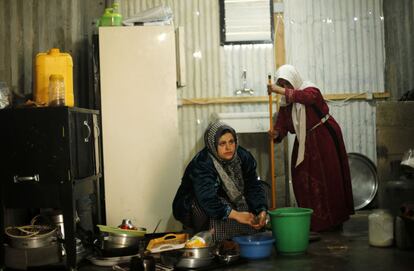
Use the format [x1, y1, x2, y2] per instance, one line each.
[211, 112, 271, 133]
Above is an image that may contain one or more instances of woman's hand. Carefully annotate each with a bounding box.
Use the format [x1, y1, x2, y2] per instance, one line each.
[228, 210, 256, 226]
[267, 84, 285, 95]
[268, 129, 279, 140]
[252, 210, 267, 230]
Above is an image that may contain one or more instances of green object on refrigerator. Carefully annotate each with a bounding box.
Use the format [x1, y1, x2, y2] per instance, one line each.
[111, 2, 123, 26]
[99, 4, 122, 27]
[99, 8, 114, 27]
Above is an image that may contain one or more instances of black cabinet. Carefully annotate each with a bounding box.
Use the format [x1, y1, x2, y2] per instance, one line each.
[0, 107, 104, 270]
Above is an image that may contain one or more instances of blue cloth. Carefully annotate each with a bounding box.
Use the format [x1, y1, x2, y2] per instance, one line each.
[173, 146, 267, 224]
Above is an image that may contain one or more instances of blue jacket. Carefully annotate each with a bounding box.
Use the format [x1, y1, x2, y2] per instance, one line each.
[173, 146, 268, 222]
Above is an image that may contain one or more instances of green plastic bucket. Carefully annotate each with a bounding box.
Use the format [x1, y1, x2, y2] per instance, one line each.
[268, 207, 313, 255]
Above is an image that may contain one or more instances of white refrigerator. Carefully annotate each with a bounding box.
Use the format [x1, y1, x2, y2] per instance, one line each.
[99, 26, 181, 232]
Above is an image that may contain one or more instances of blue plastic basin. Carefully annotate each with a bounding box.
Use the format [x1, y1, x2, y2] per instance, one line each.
[233, 232, 275, 259]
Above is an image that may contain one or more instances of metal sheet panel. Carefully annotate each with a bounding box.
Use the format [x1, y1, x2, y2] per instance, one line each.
[284, 0, 385, 164]
[2, 0, 396, 173]
[383, 1, 414, 99]
[121, 0, 385, 168]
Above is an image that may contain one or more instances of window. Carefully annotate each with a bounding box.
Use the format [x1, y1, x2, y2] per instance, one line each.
[219, 0, 274, 45]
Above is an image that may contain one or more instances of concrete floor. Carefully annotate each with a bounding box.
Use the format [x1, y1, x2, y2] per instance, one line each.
[5, 211, 414, 271]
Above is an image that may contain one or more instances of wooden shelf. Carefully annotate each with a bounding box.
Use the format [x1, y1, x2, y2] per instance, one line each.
[180, 92, 390, 106]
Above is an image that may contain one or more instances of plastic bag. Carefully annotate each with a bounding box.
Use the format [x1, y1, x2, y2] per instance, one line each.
[123, 5, 173, 26]
[185, 229, 214, 248]
[0, 81, 11, 109]
[401, 149, 414, 169]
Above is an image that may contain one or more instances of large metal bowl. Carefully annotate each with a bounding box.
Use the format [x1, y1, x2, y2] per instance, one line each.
[348, 153, 378, 210]
[99, 232, 143, 257]
[5, 225, 57, 249]
[181, 247, 212, 258]
[176, 255, 215, 269]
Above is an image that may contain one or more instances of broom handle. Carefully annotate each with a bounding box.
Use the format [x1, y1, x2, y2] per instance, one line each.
[268, 75, 276, 210]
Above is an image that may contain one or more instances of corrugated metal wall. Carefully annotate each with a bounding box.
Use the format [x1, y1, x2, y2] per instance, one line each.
[383, 0, 414, 99]
[284, 0, 385, 164]
[119, 0, 384, 166]
[3, 0, 413, 183]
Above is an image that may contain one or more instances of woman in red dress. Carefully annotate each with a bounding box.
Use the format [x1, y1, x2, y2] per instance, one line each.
[267, 64, 354, 232]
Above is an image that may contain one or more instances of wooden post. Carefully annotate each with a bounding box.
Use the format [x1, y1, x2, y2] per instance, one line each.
[268, 75, 276, 210]
[273, 1, 286, 209]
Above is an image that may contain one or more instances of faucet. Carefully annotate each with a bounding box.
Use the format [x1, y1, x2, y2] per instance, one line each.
[235, 70, 254, 95]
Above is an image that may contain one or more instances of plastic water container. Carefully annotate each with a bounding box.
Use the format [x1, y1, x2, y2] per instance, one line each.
[34, 48, 74, 106]
[268, 207, 313, 255]
[368, 209, 394, 247]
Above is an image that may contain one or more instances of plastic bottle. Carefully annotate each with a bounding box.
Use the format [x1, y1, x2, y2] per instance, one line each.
[111, 2, 123, 26]
[48, 74, 65, 107]
[99, 8, 114, 26]
[368, 209, 394, 247]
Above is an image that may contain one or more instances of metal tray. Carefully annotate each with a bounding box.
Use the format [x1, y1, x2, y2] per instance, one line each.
[348, 153, 378, 210]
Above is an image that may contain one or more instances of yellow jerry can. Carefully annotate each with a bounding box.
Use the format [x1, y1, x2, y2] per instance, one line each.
[34, 48, 74, 106]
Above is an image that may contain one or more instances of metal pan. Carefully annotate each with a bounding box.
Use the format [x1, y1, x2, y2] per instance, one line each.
[348, 153, 378, 210]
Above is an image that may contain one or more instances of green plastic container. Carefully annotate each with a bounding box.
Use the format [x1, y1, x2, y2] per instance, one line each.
[99, 4, 122, 27]
[99, 8, 114, 26]
[268, 207, 313, 255]
[111, 3, 123, 26]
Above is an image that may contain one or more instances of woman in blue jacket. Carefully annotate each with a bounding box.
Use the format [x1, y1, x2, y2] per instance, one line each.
[173, 121, 268, 242]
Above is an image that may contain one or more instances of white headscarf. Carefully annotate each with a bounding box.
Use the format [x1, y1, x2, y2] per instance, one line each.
[275, 64, 317, 167]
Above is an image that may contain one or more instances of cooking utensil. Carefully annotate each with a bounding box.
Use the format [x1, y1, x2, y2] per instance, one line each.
[98, 232, 143, 257]
[348, 152, 378, 210]
[146, 233, 188, 253]
[103, 232, 142, 249]
[181, 247, 212, 259]
[88, 254, 139, 267]
[176, 255, 215, 269]
[5, 225, 57, 249]
[153, 219, 162, 233]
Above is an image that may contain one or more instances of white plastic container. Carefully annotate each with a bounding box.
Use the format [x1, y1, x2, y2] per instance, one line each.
[368, 209, 394, 247]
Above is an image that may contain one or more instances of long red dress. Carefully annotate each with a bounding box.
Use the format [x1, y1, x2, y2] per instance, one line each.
[274, 87, 354, 232]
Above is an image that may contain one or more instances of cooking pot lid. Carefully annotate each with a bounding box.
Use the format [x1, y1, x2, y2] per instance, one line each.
[348, 153, 378, 210]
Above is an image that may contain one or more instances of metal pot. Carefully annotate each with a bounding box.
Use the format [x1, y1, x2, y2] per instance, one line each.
[160, 246, 214, 268]
[181, 247, 212, 258]
[5, 225, 57, 249]
[176, 255, 215, 269]
[98, 232, 143, 257]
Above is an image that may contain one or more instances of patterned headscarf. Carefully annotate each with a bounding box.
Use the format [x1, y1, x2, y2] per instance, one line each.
[204, 121, 246, 207]
[204, 121, 238, 162]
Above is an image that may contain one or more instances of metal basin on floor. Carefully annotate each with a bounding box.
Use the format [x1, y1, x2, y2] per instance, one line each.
[348, 153, 378, 210]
